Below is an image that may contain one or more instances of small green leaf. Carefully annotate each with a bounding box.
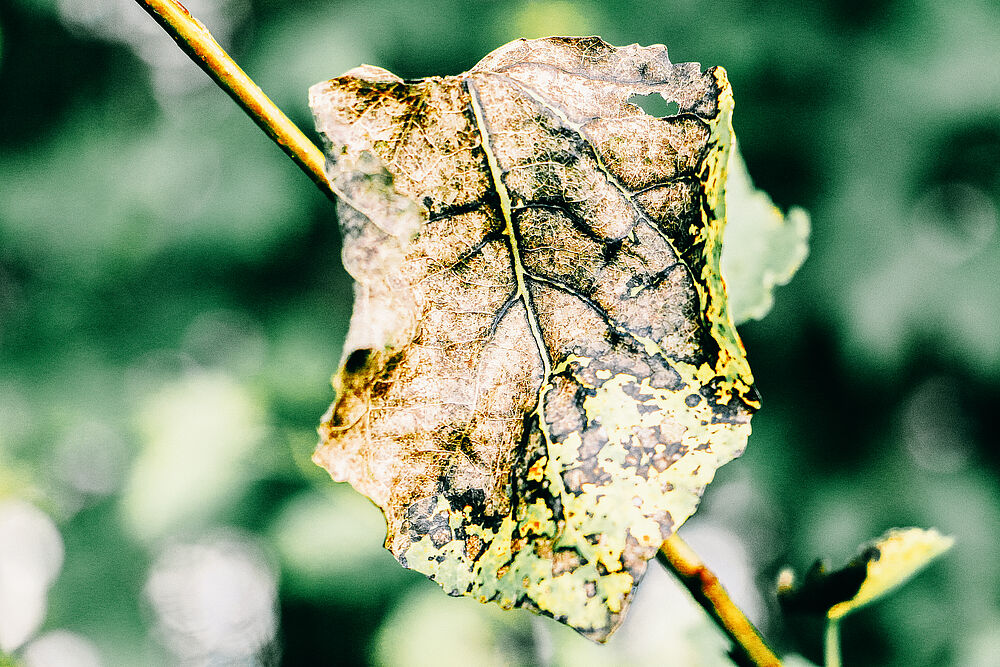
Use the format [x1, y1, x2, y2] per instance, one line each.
[826, 527, 954, 620]
[721, 147, 810, 324]
[777, 527, 954, 620]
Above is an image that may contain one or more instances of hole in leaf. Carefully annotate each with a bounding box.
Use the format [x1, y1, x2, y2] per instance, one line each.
[628, 93, 679, 118]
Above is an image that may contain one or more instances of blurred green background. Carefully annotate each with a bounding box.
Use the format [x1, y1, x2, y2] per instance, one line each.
[0, 0, 998, 665]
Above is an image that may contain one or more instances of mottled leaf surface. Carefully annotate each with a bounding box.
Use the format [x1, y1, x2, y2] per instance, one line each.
[310, 36, 759, 640]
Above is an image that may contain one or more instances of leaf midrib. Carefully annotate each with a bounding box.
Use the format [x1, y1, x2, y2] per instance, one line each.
[467, 78, 553, 379]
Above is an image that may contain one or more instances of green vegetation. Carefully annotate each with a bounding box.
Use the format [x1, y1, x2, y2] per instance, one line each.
[0, 1, 997, 665]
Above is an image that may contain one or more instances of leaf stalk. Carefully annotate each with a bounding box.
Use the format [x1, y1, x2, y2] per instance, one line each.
[658, 534, 782, 667]
[824, 618, 841, 667]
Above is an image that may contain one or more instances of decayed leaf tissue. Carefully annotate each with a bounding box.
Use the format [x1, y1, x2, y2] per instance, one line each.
[310, 36, 759, 640]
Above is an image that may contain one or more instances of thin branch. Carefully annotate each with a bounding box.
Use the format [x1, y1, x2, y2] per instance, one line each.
[134, 0, 336, 203]
[658, 534, 782, 667]
[137, 5, 782, 664]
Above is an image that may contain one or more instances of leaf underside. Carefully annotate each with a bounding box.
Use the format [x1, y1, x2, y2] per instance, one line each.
[310, 36, 759, 641]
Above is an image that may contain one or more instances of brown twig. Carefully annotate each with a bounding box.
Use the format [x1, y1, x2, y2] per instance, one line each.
[658, 534, 782, 667]
[136, 4, 784, 664]
[134, 0, 336, 203]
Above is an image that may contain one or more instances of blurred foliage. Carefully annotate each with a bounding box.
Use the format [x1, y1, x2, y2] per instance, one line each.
[722, 146, 810, 324]
[0, 0, 997, 665]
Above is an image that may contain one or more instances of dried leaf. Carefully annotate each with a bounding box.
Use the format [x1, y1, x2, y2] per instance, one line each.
[310, 36, 759, 640]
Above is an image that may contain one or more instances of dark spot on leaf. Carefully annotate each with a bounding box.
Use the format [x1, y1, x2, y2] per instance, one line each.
[370, 351, 404, 399]
[343, 348, 372, 374]
[430, 526, 454, 548]
[649, 361, 683, 391]
[402, 497, 453, 544]
[602, 239, 623, 263]
[445, 487, 486, 512]
[745, 384, 763, 407]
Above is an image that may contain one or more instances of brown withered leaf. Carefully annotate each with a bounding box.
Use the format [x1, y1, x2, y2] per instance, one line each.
[310, 36, 759, 641]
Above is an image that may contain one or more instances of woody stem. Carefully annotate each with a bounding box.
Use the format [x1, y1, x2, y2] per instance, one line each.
[658, 534, 782, 667]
